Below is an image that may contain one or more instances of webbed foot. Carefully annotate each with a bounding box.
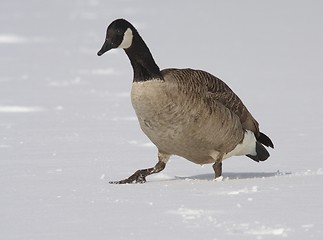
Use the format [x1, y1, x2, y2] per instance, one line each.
[109, 170, 147, 184]
[109, 160, 167, 184]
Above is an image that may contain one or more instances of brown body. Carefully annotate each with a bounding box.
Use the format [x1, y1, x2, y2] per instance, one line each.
[132, 68, 259, 164]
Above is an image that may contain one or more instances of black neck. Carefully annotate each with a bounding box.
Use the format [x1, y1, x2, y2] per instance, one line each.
[124, 30, 163, 82]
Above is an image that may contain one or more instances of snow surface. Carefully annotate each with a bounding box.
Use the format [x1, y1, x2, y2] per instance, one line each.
[1, 0, 323, 239]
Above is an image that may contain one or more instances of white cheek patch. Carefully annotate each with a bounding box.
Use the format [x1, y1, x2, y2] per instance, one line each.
[118, 28, 133, 49]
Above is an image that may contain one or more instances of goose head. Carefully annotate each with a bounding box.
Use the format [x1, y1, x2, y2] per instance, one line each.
[97, 18, 134, 56]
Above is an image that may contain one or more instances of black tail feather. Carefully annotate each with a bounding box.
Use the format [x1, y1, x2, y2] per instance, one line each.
[246, 142, 270, 162]
[257, 132, 274, 148]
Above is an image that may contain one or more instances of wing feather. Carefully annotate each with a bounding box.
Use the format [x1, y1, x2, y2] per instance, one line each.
[162, 68, 260, 135]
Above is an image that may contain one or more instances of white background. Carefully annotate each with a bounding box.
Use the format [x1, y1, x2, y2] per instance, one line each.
[1, 0, 322, 239]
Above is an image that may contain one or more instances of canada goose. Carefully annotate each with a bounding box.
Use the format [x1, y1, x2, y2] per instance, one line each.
[97, 19, 274, 184]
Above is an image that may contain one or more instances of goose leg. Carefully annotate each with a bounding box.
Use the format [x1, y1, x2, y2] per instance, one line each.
[110, 151, 170, 184]
[210, 152, 224, 180]
[212, 161, 222, 179]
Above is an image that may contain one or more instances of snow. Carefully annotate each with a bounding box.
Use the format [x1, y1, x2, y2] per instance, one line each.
[0, 34, 27, 44]
[1, 0, 323, 239]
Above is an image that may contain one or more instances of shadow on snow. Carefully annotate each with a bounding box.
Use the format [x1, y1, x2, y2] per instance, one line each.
[174, 171, 291, 181]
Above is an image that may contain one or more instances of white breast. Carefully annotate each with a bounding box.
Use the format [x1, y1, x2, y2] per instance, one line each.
[131, 80, 165, 112]
[130, 80, 185, 154]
